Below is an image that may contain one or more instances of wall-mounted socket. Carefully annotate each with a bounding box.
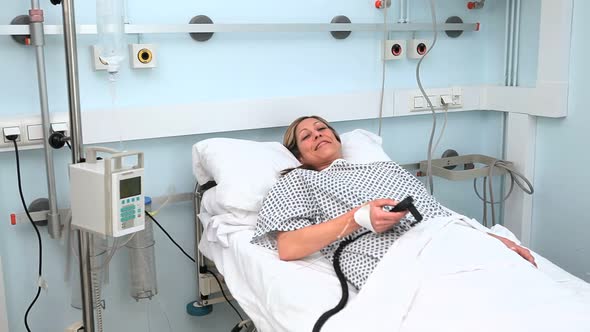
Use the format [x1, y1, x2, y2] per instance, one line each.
[408, 39, 432, 59]
[130, 44, 157, 69]
[382, 40, 405, 60]
[393, 87, 469, 117]
[51, 122, 69, 136]
[24, 122, 68, 143]
[2, 125, 22, 144]
[1, 114, 70, 152]
[411, 88, 463, 112]
[91, 45, 109, 71]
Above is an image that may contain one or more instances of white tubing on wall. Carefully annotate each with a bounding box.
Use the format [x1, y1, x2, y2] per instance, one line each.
[512, 0, 521, 86]
[483, 0, 573, 118]
[504, 0, 512, 85]
[506, 0, 515, 86]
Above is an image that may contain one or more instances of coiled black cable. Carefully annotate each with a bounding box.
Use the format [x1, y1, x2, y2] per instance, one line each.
[11, 140, 43, 332]
[312, 231, 370, 332]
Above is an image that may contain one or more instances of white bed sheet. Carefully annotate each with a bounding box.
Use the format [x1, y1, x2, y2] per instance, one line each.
[198, 212, 590, 332]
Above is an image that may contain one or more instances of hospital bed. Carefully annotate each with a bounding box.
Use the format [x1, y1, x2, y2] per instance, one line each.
[190, 130, 590, 332]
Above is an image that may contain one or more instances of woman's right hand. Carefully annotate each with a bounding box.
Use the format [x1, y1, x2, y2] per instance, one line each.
[368, 199, 408, 233]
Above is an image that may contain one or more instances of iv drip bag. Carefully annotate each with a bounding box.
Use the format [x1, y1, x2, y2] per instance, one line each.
[97, 0, 125, 76]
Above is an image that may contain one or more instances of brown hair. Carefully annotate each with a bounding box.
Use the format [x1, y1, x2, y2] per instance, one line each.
[281, 115, 341, 175]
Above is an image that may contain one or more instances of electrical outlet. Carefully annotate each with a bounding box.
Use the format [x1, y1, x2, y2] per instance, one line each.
[394, 87, 467, 116]
[382, 40, 405, 60]
[51, 122, 69, 136]
[130, 44, 157, 69]
[91, 45, 108, 71]
[408, 39, 432, 59]
[2, 126, 22, 143]
[410, 90, 463, 112]
[1, 114, 70, 152]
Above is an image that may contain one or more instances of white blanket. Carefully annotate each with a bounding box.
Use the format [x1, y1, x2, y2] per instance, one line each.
[323, 216, 590, 332]
[199, 212, 590, 332]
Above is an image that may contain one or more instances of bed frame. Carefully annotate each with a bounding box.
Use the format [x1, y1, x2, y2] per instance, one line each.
[189, 182, 233, 309]
[188, 182, 256, 331]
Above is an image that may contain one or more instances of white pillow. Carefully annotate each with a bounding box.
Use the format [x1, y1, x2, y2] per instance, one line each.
[192, 129, 391, 214]
[192, 138, 300, 212]
[341, 129, 391, 163]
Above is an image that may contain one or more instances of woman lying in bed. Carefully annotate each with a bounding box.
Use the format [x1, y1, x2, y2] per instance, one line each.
[251, 115, 536, 291]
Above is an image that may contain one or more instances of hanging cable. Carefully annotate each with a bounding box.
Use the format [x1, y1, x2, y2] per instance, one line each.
[312, 232, 370, 332]
[146, 212, 193, 262]
[377, 0, 389, 136]
[207, 271, 244, 322]
[415, 0, 439, 194]
[482, 177, 488, 227]
[473, 160, 534, 226]
[145, 212, 245, 323]
[431, 102, 449, 155]
[9, 139, 43, 332]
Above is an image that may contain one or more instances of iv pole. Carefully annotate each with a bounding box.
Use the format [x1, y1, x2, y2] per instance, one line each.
[51, 0, 95, 330]
[28, 0, 61, 240]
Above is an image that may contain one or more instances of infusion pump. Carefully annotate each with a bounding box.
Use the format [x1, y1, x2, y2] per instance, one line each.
[70, 147, 145, 237]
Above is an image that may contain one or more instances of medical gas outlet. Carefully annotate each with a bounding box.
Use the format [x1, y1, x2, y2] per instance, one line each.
[374, 0, 392, 9]
[130, 44, 157, 69]
[383, 40, 405, 60]
[408, 39, 432, 59]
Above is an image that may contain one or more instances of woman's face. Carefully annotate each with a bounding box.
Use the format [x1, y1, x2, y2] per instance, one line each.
[295, 118, 342, 171]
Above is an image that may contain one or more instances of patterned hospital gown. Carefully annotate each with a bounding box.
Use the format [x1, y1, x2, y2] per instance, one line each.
[251, 159, 451, 290]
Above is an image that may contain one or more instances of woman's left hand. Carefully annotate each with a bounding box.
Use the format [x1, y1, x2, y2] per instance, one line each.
[488, 233, 537, 267]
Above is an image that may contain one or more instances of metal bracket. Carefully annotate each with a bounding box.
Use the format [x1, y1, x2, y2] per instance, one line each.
[10, 208, 70, 226]
[195, 272, 233, 306]
[419, 154, 513, 181]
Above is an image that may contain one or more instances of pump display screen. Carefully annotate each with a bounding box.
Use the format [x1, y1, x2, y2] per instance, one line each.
[120, 177, 141, 199]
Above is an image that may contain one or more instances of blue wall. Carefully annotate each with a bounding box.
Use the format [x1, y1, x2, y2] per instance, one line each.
[531, 0, 590, 282]
[1, 1, 507, 331]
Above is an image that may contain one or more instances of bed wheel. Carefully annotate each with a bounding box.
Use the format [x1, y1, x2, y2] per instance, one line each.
[186, 301, 213, 316]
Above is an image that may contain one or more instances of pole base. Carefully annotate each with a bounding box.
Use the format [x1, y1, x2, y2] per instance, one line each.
[186, 302, 213, 316]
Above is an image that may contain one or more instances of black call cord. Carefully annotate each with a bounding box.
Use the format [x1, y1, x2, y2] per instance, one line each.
[7, 137, 44, 332]
[313, 196, 423, 332]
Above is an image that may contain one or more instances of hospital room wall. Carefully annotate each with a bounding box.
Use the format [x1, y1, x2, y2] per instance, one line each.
[0, 0, 507, 113]
[531, 0, 590, 283]
[0, 1, 508, 331]
[0, 113, 504, 332]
